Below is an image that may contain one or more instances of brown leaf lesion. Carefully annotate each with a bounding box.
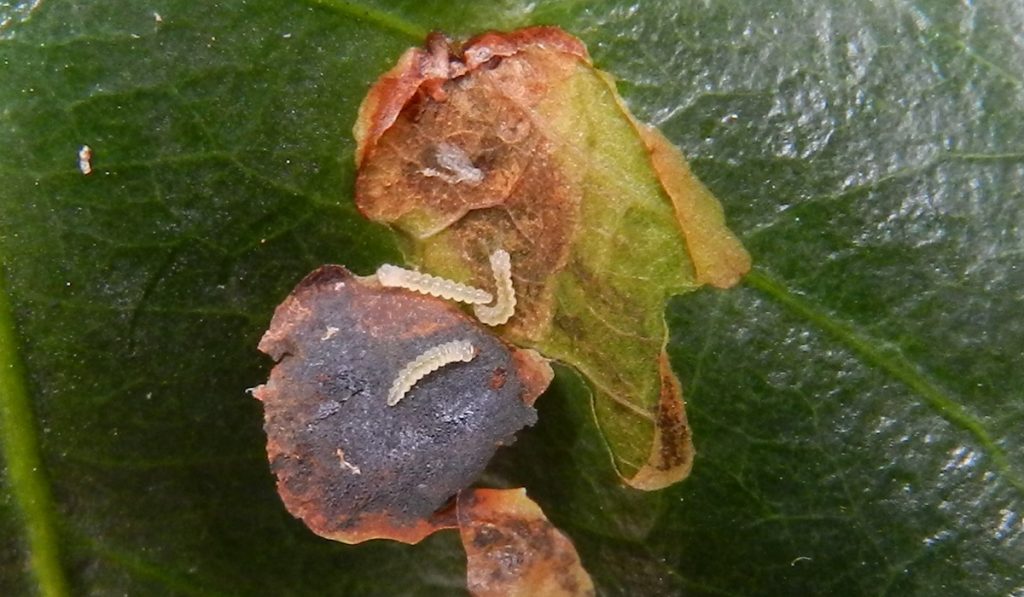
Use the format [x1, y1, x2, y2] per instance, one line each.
[253, 265, 550, 544]
[457, 488, 595, 597]
[354, 28, 588, 344]
[625, 351, 696, 490]
[352, 26, 749, 494]
[252, 266, 587, 590]
[353, 27, 588, 170]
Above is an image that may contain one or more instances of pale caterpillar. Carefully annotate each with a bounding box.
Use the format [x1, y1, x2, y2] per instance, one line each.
[473, 249, 516, 326]
[387, 339, 477, 406]
[376, 264, 493, 305]
[376, 249, 516, 325]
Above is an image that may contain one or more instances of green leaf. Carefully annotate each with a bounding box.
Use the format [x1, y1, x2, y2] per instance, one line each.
[1, 1, 1021, 595]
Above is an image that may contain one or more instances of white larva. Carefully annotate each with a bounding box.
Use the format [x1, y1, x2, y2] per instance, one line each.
[387, 339, 476, 406]
[376, 264, 493, 305]
[473, 249, 516, 326]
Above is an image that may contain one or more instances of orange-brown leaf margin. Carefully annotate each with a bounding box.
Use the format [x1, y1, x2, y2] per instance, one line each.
[353, 27, 588, 168]
[458, 488, 595, 597]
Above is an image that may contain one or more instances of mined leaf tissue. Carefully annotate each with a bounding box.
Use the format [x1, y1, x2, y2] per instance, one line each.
[255, 25, 749, 597]
[354, 26, 750, 490]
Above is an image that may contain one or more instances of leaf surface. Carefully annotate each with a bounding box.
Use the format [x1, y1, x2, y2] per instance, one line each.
[1, 1, 1022, 595]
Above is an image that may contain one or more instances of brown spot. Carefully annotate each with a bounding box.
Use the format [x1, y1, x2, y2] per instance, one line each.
[489, 367, 508, 390]
[654, 354, 692, 470]
[625, 352, 695, 490]
[457, 488, 594, 597]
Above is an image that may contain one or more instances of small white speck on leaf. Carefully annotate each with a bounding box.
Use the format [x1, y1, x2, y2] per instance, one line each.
[419, 142, 484, 185]
[336, 448, 361, 474]
[78, 145, 92, 175]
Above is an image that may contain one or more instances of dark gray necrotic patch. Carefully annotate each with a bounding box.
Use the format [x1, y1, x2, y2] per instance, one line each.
[256, 265, 537, 536]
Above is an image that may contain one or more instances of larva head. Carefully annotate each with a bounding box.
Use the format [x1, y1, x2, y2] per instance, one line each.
[253, 265, 551, 544]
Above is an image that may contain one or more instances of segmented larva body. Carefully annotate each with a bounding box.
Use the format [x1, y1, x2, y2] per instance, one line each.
[387, 339, 476, 406]
[473, 249, 516, 326]
[376, 264, 493, 305]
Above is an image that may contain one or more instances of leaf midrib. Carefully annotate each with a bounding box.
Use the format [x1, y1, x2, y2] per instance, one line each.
[306, 0, 428, 40]
[0, 269, 68, 597]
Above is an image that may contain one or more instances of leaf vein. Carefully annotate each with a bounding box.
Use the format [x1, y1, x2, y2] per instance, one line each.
[745, 268, 1024, 495]
[304, 0, 427, 41]
[0, 271, 69, 597]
